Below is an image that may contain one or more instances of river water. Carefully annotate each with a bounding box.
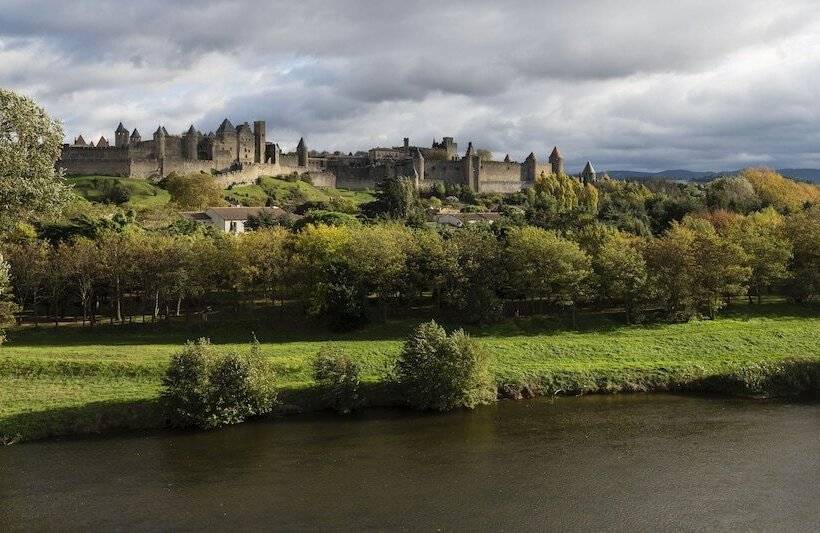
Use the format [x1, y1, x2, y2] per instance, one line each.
[1, 395, 818, 531]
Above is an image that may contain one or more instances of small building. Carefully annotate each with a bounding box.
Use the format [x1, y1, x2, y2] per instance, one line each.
[182, 206, 296, 234]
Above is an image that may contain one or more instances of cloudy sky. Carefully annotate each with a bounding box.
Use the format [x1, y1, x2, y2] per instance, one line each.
[3, 0, 820, 171]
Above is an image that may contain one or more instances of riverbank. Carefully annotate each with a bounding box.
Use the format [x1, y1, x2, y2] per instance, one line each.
[2, 303, 819, 443]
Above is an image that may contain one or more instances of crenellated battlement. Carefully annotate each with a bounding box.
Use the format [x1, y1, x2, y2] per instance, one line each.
[59, 120, 592, 192]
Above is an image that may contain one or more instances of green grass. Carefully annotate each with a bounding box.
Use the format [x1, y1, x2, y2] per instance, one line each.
[68, 174, 375, 212]
[1, 303, 818, 442]
[226, 176, 375, 207]
[68, 176, 171, 210]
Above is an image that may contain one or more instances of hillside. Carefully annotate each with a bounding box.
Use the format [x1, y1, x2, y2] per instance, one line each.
[67, 175, 375, 211]
[68, 176, 171, 210]
[225, 176, 375, 207]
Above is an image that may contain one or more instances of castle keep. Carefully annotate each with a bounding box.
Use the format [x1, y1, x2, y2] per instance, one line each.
[60, 120, 598, 192]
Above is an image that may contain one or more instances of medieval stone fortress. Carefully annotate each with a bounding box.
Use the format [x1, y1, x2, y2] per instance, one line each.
[60, 119, 598, 193]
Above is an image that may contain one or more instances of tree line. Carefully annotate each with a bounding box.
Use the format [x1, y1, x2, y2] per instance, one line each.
[3, 203, 818, 330]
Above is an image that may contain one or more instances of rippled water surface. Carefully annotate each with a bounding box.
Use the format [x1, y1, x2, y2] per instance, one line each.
[2, 395, 818, 531]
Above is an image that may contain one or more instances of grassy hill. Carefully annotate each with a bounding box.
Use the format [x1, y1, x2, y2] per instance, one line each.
[226, 176, 375, 207]
[68, 176, 171, 210]
[67, 175, 375, 211]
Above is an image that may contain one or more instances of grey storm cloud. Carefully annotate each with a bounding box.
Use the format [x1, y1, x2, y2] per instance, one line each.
[2, 0, 820, 170]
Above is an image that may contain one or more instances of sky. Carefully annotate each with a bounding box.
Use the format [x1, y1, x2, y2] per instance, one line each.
[2, 0, 820, 172]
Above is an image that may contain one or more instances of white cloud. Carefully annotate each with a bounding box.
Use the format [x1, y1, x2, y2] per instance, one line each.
[2, 0, 820, 170]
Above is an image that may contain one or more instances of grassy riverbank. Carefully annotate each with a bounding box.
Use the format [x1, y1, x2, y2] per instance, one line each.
[1, 303, 819, 443]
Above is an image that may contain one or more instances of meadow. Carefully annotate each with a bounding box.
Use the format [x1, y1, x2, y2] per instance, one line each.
[1, 303, 818, 442]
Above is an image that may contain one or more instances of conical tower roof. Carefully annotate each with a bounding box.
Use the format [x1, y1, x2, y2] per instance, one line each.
[130, 128, 141, 139]
[186, 124, 197, 135]
[581, 161, 596, 176]
[115, 122, 128, 134]
[74, 135, 87, 146]
[503, 154, 510, 162]
[296, 137, 306, 150]
[216, 118, 234, 134]
[525, 151, 536, 161]
[549, 146, 562, 162]
[97, 136, 109, 147]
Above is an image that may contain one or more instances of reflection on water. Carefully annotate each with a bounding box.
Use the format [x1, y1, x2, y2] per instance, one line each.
[2, 395, 819, 531]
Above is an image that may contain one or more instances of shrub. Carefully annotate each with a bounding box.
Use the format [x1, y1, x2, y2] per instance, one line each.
[393, 320, 495, 411]
[101, 182, 131, 205]
[312, 346, 362, 413]
[161, 338, 277, 428]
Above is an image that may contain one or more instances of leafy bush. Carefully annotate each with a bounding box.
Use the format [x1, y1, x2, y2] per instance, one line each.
[312, 346, 362, 413]
[161, 338, 277, 428]
[393, 320, 495, 411]
[101, 182, 131, 205]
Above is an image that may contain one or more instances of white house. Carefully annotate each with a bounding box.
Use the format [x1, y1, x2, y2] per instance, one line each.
[182, 206, 296, 234]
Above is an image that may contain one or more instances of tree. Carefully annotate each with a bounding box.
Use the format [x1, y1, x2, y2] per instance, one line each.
[0, 89, 71, 225]
[346, 224, 412, 319]
[3, 239, 49, 324]
[57, 238, 100, 325]
[730, 208, 791, 303]
[505, 226, 593, 325]
[644, 223, 696, 321]
[596, 180, 652, 235]
[234, 228, 290, 311]
[741, 167, 820, 213]
[370, 176, 419, 220]
[784, 206, 820, 302]
[96, 230, 138, 323]
[0, 253, 20, 343]
[704, 176, 760, 213]
[684, 217, 750, 318]
[165, 173, 226, 210]
[593, 232, 648, 323]
[526, 171, 598, 230]
[441, 225, 504, 324]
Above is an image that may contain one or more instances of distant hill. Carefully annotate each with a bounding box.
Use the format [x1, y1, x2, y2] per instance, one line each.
[605, 168, 820, 184]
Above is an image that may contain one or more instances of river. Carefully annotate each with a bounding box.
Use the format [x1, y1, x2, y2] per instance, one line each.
[2, 395, 818, 531]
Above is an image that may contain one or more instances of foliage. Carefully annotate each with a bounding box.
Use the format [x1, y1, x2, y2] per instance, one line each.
[683, 217, 751, 318]
[705, 176, 760, 213]
[505, 226, 593, 309]
[0, 89, 71, 225]
[592, 231, 649, 323]
[245, 210, 297, 230]
[784, 206, 820, 302]
[312, 346, 361, 413]
[292, 210, 359, 230]
[526, 171, 598, 230]
[368, 176, 420, 221]
[161, 338, 277, 429]
[393, 320, 495, 411]
[596, 180, 653, 235]
[741, 167, 820, 213]
[441, 225, 504, 324]
[0, 253, 20, 344]
[165, 173, 226, 210]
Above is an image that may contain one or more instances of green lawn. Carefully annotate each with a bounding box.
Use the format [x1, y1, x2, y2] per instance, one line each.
[1, 304, 818, 442]
[226, 176, 375, 207]
[68, 176, 171, 210]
